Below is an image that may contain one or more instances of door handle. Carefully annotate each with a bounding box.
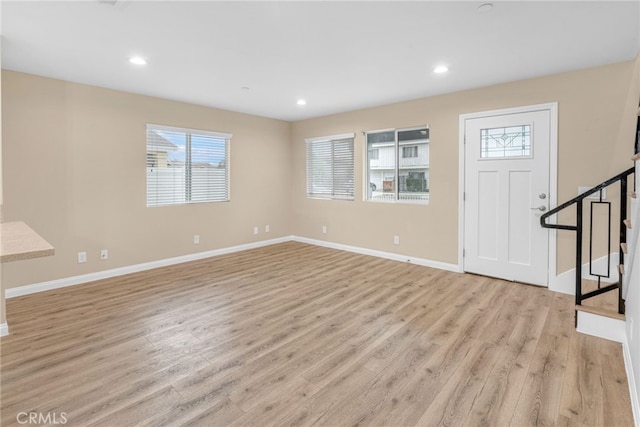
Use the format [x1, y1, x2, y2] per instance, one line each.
[531, 205, 547, 212]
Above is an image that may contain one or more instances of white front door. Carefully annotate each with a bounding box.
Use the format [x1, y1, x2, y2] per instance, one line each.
[463, 107, 552, 286]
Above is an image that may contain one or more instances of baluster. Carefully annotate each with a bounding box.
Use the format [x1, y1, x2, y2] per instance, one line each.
[576, 199, 583, 306]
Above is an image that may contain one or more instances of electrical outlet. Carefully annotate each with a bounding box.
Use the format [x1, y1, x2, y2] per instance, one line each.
[322, 225, 327, 234]
[77, 251, 87, 263]
[193, 235, 200, 244]
[100, 249, 109, 260]
[265, 225, 270, 233]
[394, 235, 400, 245]
[253, 226, 259, 235]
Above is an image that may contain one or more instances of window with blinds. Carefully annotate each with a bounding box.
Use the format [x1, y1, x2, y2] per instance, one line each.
[146, 124, 231, 207]
[305, 133, 355, 200]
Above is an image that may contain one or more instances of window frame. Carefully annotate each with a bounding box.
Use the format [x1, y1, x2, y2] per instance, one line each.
[365, 125, 430, 205]
[401, 145, 418, 158]
[305, 132, 355, 201]
[146, 123, 232, 207]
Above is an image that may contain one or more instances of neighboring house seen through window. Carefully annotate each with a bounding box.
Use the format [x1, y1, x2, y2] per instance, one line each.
[146, 124, 231, 207]
[306, 133, 355, 200]
[366, 126, 429, 203]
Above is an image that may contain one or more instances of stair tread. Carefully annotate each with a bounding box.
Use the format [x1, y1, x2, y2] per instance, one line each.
[621, 242, 628, 254]
[624, 219, 632, 229]
[619, 264, 625, 275]
[580, 280, 622, 315]
[630, 191, 637, 199]
[633, 152, 640, 161]
[576, 304, 625, 320]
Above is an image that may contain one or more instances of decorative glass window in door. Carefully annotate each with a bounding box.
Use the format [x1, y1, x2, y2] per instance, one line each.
[480, 125, 531, 158]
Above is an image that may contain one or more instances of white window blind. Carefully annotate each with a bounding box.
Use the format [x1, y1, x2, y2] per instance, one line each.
[306, 133, 355, 200]
[146, 124, 231, 207]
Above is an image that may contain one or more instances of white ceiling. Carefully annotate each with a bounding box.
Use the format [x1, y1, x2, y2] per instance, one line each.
[2, 1, 639, 122]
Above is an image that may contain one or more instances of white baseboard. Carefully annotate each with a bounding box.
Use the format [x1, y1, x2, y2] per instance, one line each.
[5, 236, 292, 299]
[291, 236, 461, 273]
[16, 233, 616, 301]
[550, 253, 620, 295]
[0, 323, 8, 337]
[623, 341, 640, 427]
[5, 235, 461, 299]
[576, 310, 626, 343]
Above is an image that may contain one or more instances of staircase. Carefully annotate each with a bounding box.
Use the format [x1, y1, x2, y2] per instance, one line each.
[541, 158, 638, 340]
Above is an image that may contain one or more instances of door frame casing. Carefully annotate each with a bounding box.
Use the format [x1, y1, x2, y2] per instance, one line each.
[458, 102, 559, 287]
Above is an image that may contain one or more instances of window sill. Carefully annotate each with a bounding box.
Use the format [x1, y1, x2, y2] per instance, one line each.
[365, 198, 429, 205]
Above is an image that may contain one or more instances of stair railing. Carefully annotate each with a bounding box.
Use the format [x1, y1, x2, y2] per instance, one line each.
[541, 167, 635, 314]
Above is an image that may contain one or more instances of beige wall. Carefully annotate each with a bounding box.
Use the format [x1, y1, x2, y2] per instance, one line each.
[624, 55, 640, 409]
[2, 60, 638, 294]
[2, 71, 292, 289]
[291, 60, 639, 274]
[0, 30, 5, 325]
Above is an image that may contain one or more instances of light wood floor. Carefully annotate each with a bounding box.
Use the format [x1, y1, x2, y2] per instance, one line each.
[0, 242, 634, 426]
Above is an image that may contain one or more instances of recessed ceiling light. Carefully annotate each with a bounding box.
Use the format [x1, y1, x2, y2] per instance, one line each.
[433, 65, 449, 74]
[297, 99, 307, 106]
[129, 56, 147, 65]
[241, 86, 250, 91]
[478, 3, 493, 13]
